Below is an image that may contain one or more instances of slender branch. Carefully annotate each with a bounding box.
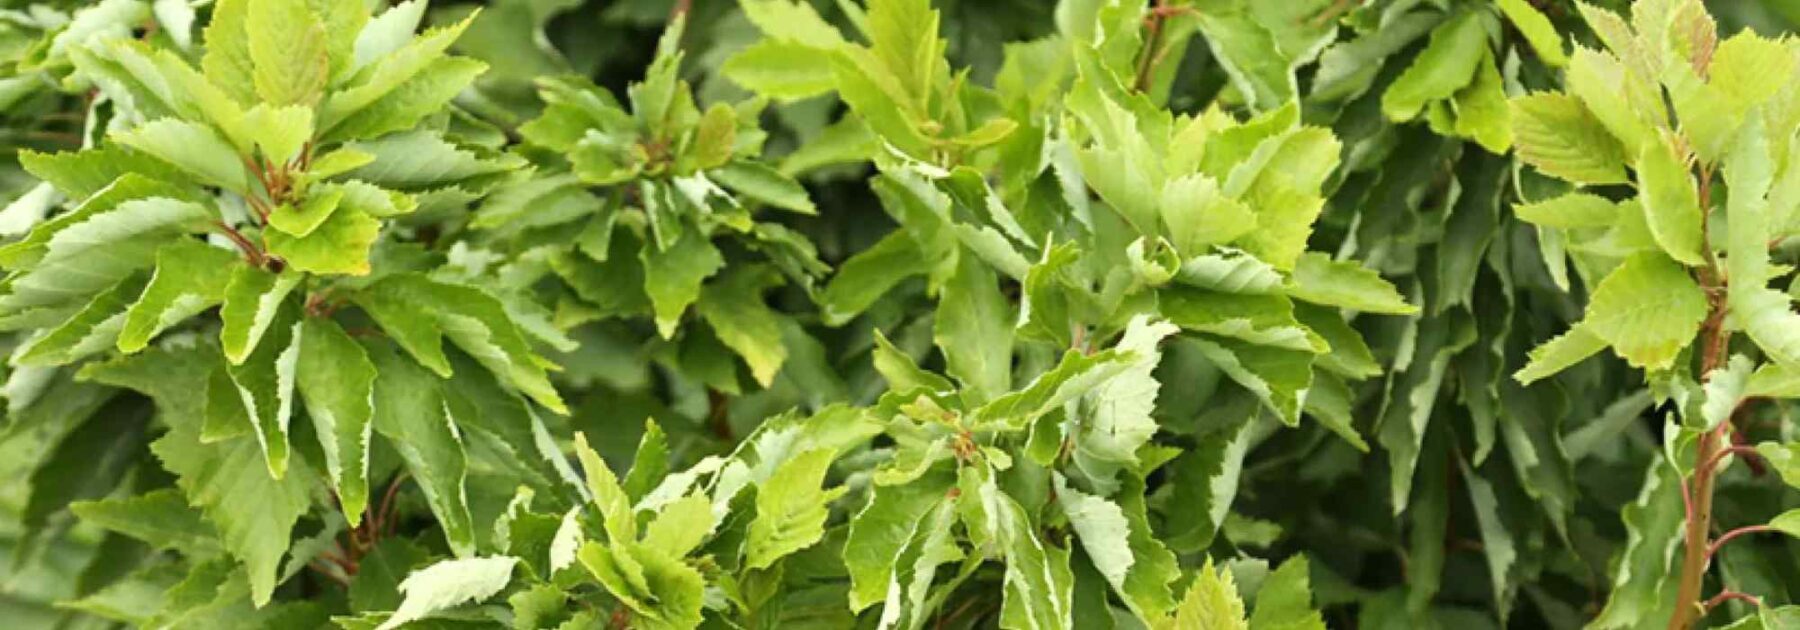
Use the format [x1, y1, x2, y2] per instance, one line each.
[1707, 525, 1777, 560]
[1702, 590, 1761, 613]
[1700, 445, 1761, 476]
[213, 221, 265, 265]
[1133, 1, 1171, 93]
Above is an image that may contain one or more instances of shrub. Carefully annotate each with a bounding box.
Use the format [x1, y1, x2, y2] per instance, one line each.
[1, 0, 1799, 628]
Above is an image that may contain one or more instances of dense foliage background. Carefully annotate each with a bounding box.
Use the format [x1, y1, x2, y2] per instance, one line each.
[4, 0, 1800, 628]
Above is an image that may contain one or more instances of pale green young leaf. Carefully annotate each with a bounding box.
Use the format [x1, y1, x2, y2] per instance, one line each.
[17, 147, 191, 201]
[365, 339, 474, 557]
[696, 265, 788, 387]
[321, 57, 487, 144]
[1381, 11, 1487, 122]
[242, 104, 314, 166]
[201, 0, 258, 104]
[640, 493, 713, 558]
[1513, 192, 1620, 229]
[579, 542, 705, 630]
[641, 228, 724, 339]
[1056, 474, 1179, 621]
[722, 40, 841, 102]
[376, 556, 518, 630]
[267, 188, 343, 238]
[1514, 325, 1608, 385]
[115, 119, 251, 193]
[1452, 50, 1512, 154]
[747, 448, 845, 569]
[1284, 252, 1418, 315]
[1158, 558, 1247, 630]
[742, 0, 846, 47]
[117, 239, 239, 353]
[1160, 174, 1256, 255]
[296, 317, 376, 527]
[1637, 133, 1706, 266]
[1496, 0, 1567, 66]
[264, 205, 381, 276]
[1583, 253, 1708, 370]
[321, 14, 477, 131]
[710, 161, 816, 214]
[1193, 12, 1295, 112]
[342, 131, 526, 192]
[1249, 556, 1326, 630]
[1510, 92, 1630, 185]
[574, 432, 636, 545]
[873, 329, 954, 393]
[246, 0, 329, 106]
[353, 0, 428, 69]
[1566, 47, 1659, 156]
[220, 265, 302, 364]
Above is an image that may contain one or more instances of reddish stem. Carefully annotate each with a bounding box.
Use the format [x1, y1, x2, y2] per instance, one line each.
[1707, 525, 1778, 560]
[1702, 590, 1761, 613]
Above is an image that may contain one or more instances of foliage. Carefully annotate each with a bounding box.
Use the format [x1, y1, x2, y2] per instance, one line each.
[3, 0, 1800, 629]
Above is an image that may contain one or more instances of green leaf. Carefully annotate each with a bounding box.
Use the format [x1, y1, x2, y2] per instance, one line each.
[1582, 253, 1709, 370]
[1056, 474, 1178, 621]
[574, 432, 636, 545]
[1072, 317, 1179, 491]
[1160, 174, 1257, 255]
[1159, 558, 1246, 630]
[1249, 556, 1326, 630]
[0, 196, 210, 315]
[986, 477, 1074, 630]
[69, 488, 221, 555]
[220, 265, 302, 365]
[696, 265, 789, 387]
[356, 274, 566, 413]
[1514, 325, 1608, 385]
[295, 317, 376, 527]
[201, 0, 258, 104]
[1186, 336, 1313, 427]
[722, 40, 841, 101]
[1637, 133, 1706, 266]
[1452, 51, 1512, 154]
[322, 56, 487, 143]
[264, 204, 381, 276]
[640, 493, 713, 558]
[86, 346, 316, 608]
[843, 468, 954, 612]
[245, 0, 329, 105]
[641, 227, 724, 339]
[365, 339, 474, 557]
[1513, 192, 1620, 229]
[711, 160, 816, 214]
[1496, 0, 1567, 67]
[267, 187, 343, 238]
[935, 254, 1013, 402]
[819, 230, 928, 326]
[1284, 252, 1418, 315]
[747, 448, 845, 569]
[226, 310, 301, 478]
[1160, 287, 1323, 353]
[1588, 459, 1683, 629]
[376, 556, 518, 630]
[118, 240, 240, 353]
[1510, 92, 1630, 185]
[18, 147, 192, 200]
[320, 14, 477, 132]
[1381, 11, 1488, 122]
[578, 542, 704, 630]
